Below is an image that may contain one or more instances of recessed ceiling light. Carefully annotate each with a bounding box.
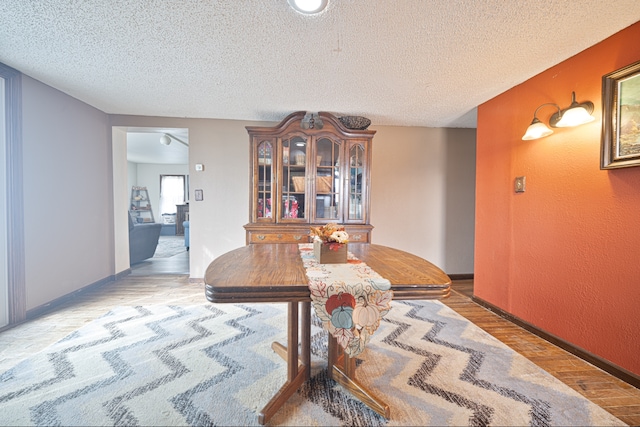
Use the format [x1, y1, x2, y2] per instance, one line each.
[288, 0, 328, 14]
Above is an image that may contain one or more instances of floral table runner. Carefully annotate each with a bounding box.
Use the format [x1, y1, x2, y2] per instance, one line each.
[298, 243, 393, 357]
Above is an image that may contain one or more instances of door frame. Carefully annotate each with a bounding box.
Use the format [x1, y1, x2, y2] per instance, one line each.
[0, 62, 26, 328]
[112, 126, 190, 276]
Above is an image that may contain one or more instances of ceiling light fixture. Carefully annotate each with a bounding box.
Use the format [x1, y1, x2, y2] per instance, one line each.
[159, 133, 189, 147]
[522, 92, 594, 140]
[288, 0, 328, 14]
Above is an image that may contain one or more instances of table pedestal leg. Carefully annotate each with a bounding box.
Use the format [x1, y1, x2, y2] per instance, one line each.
[258, 301, 311, 425]
[327, 336, 391, 418]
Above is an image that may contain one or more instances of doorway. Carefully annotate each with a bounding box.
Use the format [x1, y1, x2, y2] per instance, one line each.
[112, 127, 190, 276]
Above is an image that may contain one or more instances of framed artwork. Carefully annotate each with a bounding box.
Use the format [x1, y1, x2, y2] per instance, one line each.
[601, 59, 640, 169]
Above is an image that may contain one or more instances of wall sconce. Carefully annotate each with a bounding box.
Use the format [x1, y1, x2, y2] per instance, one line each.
[522, 92, 594, 140]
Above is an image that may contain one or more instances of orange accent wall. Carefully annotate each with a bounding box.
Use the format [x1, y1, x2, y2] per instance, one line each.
[476, 21, 640, 376]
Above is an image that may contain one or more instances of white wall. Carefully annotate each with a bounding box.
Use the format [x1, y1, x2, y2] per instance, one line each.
[127, 161, 137, 199]
[22, 76, 112, 310]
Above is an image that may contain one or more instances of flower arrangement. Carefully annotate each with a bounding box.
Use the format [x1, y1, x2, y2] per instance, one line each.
[310, 223, 349, 251]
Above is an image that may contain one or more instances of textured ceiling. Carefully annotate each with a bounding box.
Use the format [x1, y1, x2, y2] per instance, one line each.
[1, 1, 640, 128]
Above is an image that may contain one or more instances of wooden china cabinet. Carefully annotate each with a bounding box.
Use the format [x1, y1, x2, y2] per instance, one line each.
[244, 111, 375, 244]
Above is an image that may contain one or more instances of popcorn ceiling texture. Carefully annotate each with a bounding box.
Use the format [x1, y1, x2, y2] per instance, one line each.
[1, 0, 639, 127]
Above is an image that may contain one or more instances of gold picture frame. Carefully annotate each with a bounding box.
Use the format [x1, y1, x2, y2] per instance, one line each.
[601, 59, 640, 169]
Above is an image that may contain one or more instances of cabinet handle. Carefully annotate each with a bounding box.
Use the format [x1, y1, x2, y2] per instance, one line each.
[352, 234, 362, 241]
[277, 234, 283, 239]
[257, 235, 265, 240]
[294, 235, 302, 240]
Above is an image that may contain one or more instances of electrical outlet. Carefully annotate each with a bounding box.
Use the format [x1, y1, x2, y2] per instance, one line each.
[515, 176, 526, 193]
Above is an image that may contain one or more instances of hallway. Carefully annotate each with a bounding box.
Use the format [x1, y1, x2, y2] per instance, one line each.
[130, 235, 189, 276]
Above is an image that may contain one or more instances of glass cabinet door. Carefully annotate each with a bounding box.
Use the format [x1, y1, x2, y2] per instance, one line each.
[348, 144, 365, 220]
[246, 112, 373, 245]
[281, 136, 307, 220]
[315, 137, 341, 221]
[256, 140, 273, 219]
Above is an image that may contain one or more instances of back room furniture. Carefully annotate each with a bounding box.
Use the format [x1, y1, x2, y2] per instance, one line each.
[129, 186, 155, 223]
[183, 220, 190, 250]
[128, 212, 162, 264]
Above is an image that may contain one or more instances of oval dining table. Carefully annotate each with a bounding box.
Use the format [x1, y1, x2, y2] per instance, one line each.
[205, 243, 451, 425]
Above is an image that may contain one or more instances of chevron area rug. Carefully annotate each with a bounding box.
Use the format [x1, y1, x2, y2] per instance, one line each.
[0, 301, 625, 426]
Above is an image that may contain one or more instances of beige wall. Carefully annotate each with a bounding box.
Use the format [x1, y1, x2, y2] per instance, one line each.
[112, 128, 129, 274]
[111, 115, 476, 278]
[371, 126, 476, 272]
[16, 69, 474, 313]
[22, 76, 112, 309]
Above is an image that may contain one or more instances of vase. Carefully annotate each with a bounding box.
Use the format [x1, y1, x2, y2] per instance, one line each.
[314, 240, 348, 264]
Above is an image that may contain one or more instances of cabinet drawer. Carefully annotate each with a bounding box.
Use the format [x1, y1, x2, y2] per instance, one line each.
[346, 231, 370, 243]
[249, 232, 311, 244]
[245, 224, 372, 245]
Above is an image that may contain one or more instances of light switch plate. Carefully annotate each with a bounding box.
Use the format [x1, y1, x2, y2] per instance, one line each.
[194, 189, 203, 201]
[515, 176, 526, 193]
[195, 164, 204, 171]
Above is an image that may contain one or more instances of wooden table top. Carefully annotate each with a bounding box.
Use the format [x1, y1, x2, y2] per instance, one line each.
[205, 243, 451, 303]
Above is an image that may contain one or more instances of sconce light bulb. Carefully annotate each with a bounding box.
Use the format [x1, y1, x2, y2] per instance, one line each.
[555, 106, 595, 127]
[522, 119, 554, 140]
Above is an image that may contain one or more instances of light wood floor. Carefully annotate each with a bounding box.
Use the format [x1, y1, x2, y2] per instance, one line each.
[1, 271, 638, 425]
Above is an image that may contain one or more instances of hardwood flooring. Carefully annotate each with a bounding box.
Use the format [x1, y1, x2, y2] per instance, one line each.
[129, 235, 190, 276]
[0, 272, 638, 425]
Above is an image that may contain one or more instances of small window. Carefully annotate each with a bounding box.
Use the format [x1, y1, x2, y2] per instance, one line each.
[159, 175, 187, 215]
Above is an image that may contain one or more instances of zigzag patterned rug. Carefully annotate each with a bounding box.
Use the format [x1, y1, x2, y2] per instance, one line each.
[0, 301, 625, 426]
